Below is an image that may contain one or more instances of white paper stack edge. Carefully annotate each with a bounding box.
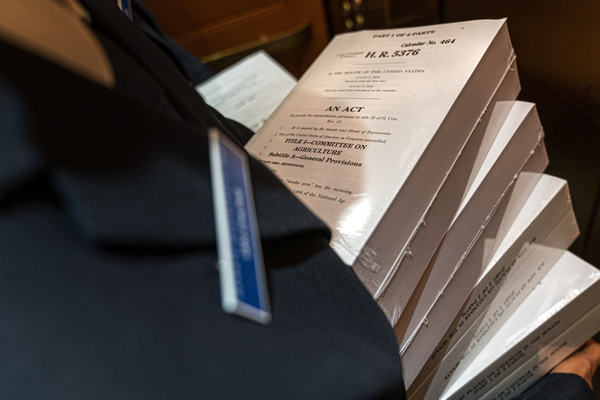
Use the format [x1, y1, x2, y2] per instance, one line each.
[441, 251, 600, 400]
[409, 174, 579, 400]
[400, 102, 548, 388]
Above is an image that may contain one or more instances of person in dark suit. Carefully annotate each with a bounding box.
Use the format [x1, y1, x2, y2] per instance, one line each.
[0, 0, 597, 399]
[0, 1, 403, 398]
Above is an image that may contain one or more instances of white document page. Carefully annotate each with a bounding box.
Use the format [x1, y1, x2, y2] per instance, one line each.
[246, 20, 506, 265]
[196, 51, 297, 132]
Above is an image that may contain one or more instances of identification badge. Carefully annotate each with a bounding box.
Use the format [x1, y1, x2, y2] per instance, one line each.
[117, 0, 133, 20]
[208, 128, 272, 324]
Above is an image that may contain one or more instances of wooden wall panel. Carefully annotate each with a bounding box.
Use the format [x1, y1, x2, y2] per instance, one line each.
[143, 0, 330, 77]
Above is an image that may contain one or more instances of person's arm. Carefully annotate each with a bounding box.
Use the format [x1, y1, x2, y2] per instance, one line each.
[551, 339, 600, 389]
[514, 339, 600, 400]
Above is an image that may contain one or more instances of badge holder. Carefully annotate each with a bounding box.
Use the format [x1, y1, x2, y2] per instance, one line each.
[209, 128, 272, 324]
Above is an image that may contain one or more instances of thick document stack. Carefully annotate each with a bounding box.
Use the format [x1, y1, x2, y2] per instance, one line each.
[408, 174, 580, 399]
[398, 102, 549, 388]
[441, 251, 600, 400]
[378, 63, 520, 325]
[246, 19, 517, 325]
[199, 19, 599, 397]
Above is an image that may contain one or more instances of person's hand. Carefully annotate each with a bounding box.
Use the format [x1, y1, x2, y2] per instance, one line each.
[551, 339, 600, 389]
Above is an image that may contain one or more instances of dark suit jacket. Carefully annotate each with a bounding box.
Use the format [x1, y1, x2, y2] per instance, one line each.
[0, 0, 404, 399]
[0, 1, 594, 399]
